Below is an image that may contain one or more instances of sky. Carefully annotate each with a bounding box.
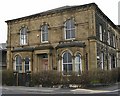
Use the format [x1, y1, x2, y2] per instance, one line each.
[0, 0, 119, 43]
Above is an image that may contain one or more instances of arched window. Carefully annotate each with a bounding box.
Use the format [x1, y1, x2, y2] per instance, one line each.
[25, 57, 30, 72]
[64, 19, 75, 40]
[75, 53, 82, 74]
[15, 55, 22, 72]
[20, 27, 27, 45]
[62, 51, 72, 75]
[41, 24, 48, 42]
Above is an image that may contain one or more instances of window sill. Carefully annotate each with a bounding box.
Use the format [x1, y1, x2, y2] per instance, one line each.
[65, 38, 75, 41]
[41, 41, 49, 44]
[19, 44, 28, 47]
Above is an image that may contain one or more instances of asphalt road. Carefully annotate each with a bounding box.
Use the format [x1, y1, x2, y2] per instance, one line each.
[1, 83, 120, 95]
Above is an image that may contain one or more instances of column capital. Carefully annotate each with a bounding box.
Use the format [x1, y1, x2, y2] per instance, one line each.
[58, 56, 62, 60]
[72, 55, 75, 59]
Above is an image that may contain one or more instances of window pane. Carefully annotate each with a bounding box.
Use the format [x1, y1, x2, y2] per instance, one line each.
[45, 33, 48, 41]
[15, 56, 22, 71]
[25, 58, 29, 64]
[107, 31, 110, 45]
[66, 30, 70, 39]
[16, 56, 22, 65]
[75, 54, 82, 73]
[20, 27, 27, 45]
[16, 57, 19, 65]
[65, 19, 75, 39]
[42, 54, 48, 58]
[16, 66, 19, 71]
[68, 52, 72, 63]
[98, 53, 104, 69]
[99, 25, 103, 41]
[111, 55, 116, 68]
[42, 34, 45, 41]
[66, 21, 70, 29]
[71, 20, 75, 28]
[45, 25, 48, 32]
[63, 51, 72, 75]
[25, 58, 29, 71]
[75, 64, 79, 72]
[63, 53, 67, 63]
[41, 25, 48, 42]
[63, 64, 67, 72]
[68, 64, 72, 71]
[71, 29, 75, 38]
[75, 55, 80, 62]
[25, 65, 29, 71]
[19, 66, 22, 71]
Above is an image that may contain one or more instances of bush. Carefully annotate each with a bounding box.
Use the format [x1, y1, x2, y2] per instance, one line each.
[79, 71, 91, 87]
[89, 70, 111, 84]
[41, 71, 61, 87]
[68, 72, 81, 85]
[2, 70, 14, 86]
[61, 75, 69, 87]
[31, 70, 61, 87]
[117, 67, 120, 82]
[31, 68, 119, 87]
[31, 72, 40, 86]
[110, 68, 119, 83]
[2, 68, 117, 87]
[87, 68, 120, 87]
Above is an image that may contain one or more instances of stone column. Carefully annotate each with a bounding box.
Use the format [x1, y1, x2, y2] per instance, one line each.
[33, 54, 38, 73]
[72, 55, 75, 72]
[48, 53, 51, 70]
[58, 55, 62, 72]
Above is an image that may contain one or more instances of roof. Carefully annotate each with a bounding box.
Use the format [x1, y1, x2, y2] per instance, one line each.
[5, 3, 119, 32]
[0, 43, 7, 50]
[117, 25, 120, 29]
[12, 45, 53, 52]
[56, 41, 86, 49]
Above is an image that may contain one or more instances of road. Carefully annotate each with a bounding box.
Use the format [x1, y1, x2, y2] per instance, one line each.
[1, 84, 120, 95]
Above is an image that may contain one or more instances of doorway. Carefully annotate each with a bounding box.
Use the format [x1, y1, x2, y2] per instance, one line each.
[37, 53, 48, 71]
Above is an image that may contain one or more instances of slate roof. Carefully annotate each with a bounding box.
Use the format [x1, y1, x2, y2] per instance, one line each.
[12, 45, 53, 52]
[0, 43, 6, 50]
[56, 41, 86, 49]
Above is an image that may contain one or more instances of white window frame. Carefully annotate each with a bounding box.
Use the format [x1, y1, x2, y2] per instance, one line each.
[24, 57, 31, 72]
[75, 53, 82, 74]
[41, 24, 48, 43]
[62, 51, 73, 75]
[20, 27, 28, 45]
[14, 55, 22, 72]
[64, 19, 75, 40]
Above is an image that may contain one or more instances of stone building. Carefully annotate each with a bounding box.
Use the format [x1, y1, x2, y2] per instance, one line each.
[6, 3, 120, 76]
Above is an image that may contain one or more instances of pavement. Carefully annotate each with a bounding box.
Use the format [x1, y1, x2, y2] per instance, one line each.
[1, 82, 120, 95]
